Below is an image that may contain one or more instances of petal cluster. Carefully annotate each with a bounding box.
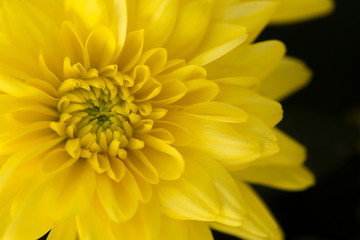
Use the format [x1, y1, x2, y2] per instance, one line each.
[0, 0, 333, 240]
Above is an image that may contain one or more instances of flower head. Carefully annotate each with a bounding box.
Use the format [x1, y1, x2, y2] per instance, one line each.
[0, 0, 334, 239]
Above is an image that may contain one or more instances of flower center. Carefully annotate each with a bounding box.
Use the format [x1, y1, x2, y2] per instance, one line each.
[50, 59, 151, 179]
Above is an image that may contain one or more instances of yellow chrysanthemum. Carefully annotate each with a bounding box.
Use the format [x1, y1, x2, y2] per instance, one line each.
[0, 0, 334, 240]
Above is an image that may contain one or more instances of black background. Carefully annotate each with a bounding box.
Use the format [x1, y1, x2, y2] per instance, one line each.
[214, 0, 360, 239]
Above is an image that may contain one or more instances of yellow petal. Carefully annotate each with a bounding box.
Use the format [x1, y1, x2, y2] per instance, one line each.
[164, 0, 214, 58]
[164, 112, 262, 168]
[110, 197, 162, 240]
[60, 21, 85, 65]
[154, 121, 193, 146]
[0, 121, 58, 155]
[213, 1, 278, 43]
[96, 170, 139, 222]
[3, 190, 53, 240]
[42, 148, 77, 174]
[211, 182, 283, 240]
[0, 200, 12, 237]
[159, 216, 188, 240]
[256, 128, 306, 166]
[135, 0, 179, 49]
[131, 170, 153, 203]
[125, 150, 159, 184]
[151, 79, 188, 107]
[0, 138, 63, 194]
[157, 65, 207, 82]
[64, 0, 107, 32]
[182, 102, 248, 123]
[117, 30, 145, 73]
[205, 40, 286, 80]
[181, 148, 247, 226]
[76, 195, 115, 240]
[106, 0, 127, 58]
[138, 48, 167, 76]
[47, 220, 77, 240]
[189, 23, 247, 66]
[0, 0, 63, 58]
[233, 165, 315, 191]
[85, 26, 116, 69]
[215, 86, 283, 127]
[0, 71, 58, 107]
[155, 158, 221, 222]
[44, 160, 96, 220]
[271, 0, 335, 24]
[188, 221, 214, 240]
[258, 56, 312, 101]
[142, 134, 184, 180]
[173, 79, 219, 107]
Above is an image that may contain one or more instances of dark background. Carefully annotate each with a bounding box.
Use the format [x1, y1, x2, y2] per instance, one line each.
[214, 0, 360, 239]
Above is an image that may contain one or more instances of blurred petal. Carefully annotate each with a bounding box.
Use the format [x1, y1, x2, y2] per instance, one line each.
[258, 56, 312, 101]
[271, 0, 335, 24]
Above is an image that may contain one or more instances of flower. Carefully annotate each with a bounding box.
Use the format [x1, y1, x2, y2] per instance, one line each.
[0, 0, 334, 239]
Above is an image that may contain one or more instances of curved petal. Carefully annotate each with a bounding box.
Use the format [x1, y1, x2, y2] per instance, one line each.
[189, 23, 247, 66]
[156, 149, 246, 226]
[215, 86, 283, 127]
[213, 1, 278, 43]
[96, 170, 139, 222]
[211, 182, 283, 240]
[258, 56, 312, 101]
[44, 160, 96, 220]
[164, 0, 214, 59]
[110, 197, 162, 240]
[135, 0, 179, 49]
[205, 40, 286, 80]
[271, 0, 335, 24]
[233, 164, 315, 191]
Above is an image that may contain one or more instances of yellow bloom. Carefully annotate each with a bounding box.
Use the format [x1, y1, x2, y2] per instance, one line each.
[0, 0, 333, 239]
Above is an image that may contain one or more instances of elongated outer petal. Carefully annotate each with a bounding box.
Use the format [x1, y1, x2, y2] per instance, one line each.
[258, 56, 312, 101]
[156, 148, 246, 226]
[185, 148, 247, 226]
[0, 71, 58, 107]
[233, 129, 315, 191]
[234, 164, 315, 191]
[85, 26, 116, 69]
[189, 23, 247, 66]
[44, 160, 96, 220]
[96, 170, 140, 222]
[271, 0, 335, 24]
[215, 86, 283, 127]
[106, 0, 127, 58]
[163, 111, 264, 168]
[164, 0, 214, 59]
[182, 102, 248, 123]
[213, 1, 279, 43]
[205, 40, 286, 80]
[110, 197, 162, 240]
[0, 0, 63, 58]
[47, 220, 77, 240]
[135, 0, 179, 49]
[141, 134, 184, 180]
[256, 128, 307, 166]
[64, 0, 107, 33]
[76, 196, 115, 240]
[211, 182, 283, 240]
